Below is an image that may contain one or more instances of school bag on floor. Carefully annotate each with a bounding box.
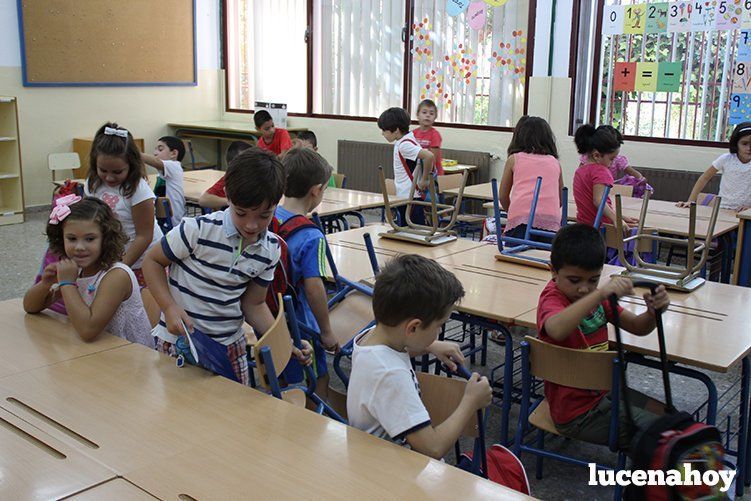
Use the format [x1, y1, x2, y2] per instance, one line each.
[451, 365, 531, 495]
[265, 214, 322, 316]
[610, 283, 728, 501]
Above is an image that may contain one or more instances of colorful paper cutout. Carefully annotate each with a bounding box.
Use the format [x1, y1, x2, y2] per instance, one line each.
[468, 2, 486, 30]
[729, 93, 751, 124]
[624, 4, 647, 34]
[668, 1, 691, 32]
[483, 0, 508, 5]
[733, 60, 751, 93]
[657, 62, 684, 92]
[715, 0, 743, 30]
[635, 62, 659, 92]
[614, 62, 637, 91]
[447, 0, 470, 16]
[690, 0, 715, 32]
[739, 30, 751, 62]
[603, 5, 625, 35]
[645, 2, 669, 33]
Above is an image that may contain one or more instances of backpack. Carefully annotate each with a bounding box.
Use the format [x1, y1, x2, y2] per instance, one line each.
[610, 283, 729, 501]
[451, 365, 531, 496]
[266, 214, 321, 316]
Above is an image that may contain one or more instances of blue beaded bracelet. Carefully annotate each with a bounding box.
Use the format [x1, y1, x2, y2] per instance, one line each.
[58, 281, 77, 288]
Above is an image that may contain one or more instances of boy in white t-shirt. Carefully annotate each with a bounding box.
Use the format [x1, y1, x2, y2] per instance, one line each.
[141, 136, 186, 226]
[346, 254, 492, 459]
[377, 107, 436, 226]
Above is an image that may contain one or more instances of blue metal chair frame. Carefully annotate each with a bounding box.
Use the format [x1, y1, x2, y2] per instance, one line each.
[156, 198, 174, 235]
[255, 294, 347, 423]
[513, 339, 627, 500]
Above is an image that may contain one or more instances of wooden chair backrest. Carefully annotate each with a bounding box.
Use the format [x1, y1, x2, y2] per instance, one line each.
[140, 288, 161, 328]
[416, 372, 479, 438]
[603, 224, 656, 253]
[524, 336, 615, 391]
[155, 197, 173, 220]
[253, 294, 293, 391]
[328, 290, 374, 347]
[610, 184, 633, 198]
[48, 152, 81, 171]
[436, 173, 463, 193]
[385, 179, 397, 197]
[332, 173, 346, 189]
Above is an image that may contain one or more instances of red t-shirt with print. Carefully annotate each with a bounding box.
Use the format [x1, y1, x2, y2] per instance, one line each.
[205, 176, 226, 198]
[536, 280, 622, 424]
[256, 128, 293, 156]
[573, 162, 614, 227]
[413, 127, 444, 175]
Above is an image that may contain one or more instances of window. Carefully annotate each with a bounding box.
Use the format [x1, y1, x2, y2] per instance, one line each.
[580, 0, 743, 143]
[224, 0, 534, 128]
[225, 0, 308, 113]
[410, 0, 530, 127]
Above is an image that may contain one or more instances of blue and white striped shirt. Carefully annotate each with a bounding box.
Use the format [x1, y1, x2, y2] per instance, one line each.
[153, 209, 280, 345]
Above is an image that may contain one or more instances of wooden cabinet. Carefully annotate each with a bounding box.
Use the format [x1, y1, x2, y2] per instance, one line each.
[72, 137, 145, 179]
[0, 97, 24, 226]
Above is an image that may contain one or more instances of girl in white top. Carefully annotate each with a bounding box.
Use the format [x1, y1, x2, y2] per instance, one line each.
[678, 122, 751, 211]
[84, 123, 161, 286]
[24, 196, 153, 348]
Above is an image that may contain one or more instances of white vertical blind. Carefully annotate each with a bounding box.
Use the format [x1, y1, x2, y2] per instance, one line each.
[226, 0, 307, 113]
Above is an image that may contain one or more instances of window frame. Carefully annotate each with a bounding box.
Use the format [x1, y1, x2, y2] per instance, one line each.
[580, 0, 728, 148]
[221, 0, 537, 132]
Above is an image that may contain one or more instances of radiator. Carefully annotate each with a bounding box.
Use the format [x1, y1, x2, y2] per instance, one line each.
[337, 140, 492, 193]
[634, 166, 720, 202]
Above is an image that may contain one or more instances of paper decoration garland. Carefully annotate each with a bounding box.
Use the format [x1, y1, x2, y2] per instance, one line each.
[468, 2, 486, 30]
[446, 0, 470, 16]
[604, 0, 751, 34]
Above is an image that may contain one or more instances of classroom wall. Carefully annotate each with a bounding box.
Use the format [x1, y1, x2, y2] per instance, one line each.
[0, 0, 222, 207]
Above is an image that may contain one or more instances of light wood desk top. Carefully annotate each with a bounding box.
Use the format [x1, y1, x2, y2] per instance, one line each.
[442, 163, 478, 174]
[0, 298, 129, 379]
[515, 272, 751, 372]
[169, 120, 308, 137]
[0, 343, 529, 500]
[327, 242, 391, 282]
[181, 168, 225, 202]
[325, 224, 483, 261]
[67, 479, 157, 500]
[0, 405, 116, 499]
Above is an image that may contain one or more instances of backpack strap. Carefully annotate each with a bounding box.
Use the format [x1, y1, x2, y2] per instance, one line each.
[276, 214, 321, 241]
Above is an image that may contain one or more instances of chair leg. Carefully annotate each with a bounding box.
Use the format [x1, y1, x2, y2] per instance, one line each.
[535, 429, 545, 479]
[665, 245, 674, 266]
[481, 328, 488, 366]
[470, 327, 477, 365]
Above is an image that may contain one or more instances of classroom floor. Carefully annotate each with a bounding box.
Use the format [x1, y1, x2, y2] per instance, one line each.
[1, 211, 747, 500]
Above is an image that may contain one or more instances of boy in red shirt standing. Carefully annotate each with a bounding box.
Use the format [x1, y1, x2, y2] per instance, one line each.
[254, 110, 293, 156]
[412, 99, 444, 175]
[537, 224, 668, 448]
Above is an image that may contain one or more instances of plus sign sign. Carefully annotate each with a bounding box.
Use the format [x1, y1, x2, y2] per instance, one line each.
[621, 67, 631, 78]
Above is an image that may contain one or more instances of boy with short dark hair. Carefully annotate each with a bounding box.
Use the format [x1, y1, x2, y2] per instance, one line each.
[198, 141, 253, 211]
[293, 130, 318, 151]
[347, 254, 492, 459]
[143, 148, 311, 385]
[141, 135, 186, 226]
[538, 223, 669, 447]
[276, 148, 337, 396]
[254, 110, 293, 156]
[413, 99, 444, 175]
[377, 107, 436, 225]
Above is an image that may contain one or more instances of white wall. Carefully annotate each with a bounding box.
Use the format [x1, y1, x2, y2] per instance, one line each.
[1, 0, 223, 206]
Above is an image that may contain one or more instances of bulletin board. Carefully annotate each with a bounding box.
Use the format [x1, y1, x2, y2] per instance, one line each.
[17, 0, 196, 86]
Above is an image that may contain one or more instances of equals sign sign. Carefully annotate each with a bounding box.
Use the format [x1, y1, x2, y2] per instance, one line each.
[642, 71, 653, 77]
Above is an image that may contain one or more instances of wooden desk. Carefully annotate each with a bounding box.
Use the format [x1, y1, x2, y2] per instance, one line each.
[169, 120, 308, 142]
[181, 168, 225, 202]
[72, 137, 145, 179]
[325, 224, 482, 261]
[445, 181, 494, 201]
[0, 405, 116, 499]
[442, 163, 478, 174]
[67, 479, 157, 500]
[0, 298, 130, 379]
[0, 343, 529, 500]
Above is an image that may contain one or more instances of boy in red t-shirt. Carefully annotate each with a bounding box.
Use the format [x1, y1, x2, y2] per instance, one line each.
[412, 99, 444, 175]
[537, 223, 668, 448]
[254, 110, 293, 157]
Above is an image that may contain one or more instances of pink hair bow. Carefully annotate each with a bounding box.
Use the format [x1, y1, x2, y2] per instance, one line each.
[49, 194, 81, 225]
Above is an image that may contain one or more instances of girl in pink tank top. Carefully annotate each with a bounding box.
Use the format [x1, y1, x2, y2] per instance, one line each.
[499, 116, 563, 240]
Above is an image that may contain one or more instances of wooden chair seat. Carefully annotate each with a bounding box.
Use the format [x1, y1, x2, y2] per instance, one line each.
[281, 388, 306, 407]
[457, 214, 486, 224]
[329, 291, 374, 347]
[528, 399, 559, 435]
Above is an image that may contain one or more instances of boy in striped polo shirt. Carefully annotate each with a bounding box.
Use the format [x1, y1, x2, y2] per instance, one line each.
[143, 148, 311, 384]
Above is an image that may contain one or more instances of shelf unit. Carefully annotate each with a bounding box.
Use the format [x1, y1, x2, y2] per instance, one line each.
[0, 97, 24, 225]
